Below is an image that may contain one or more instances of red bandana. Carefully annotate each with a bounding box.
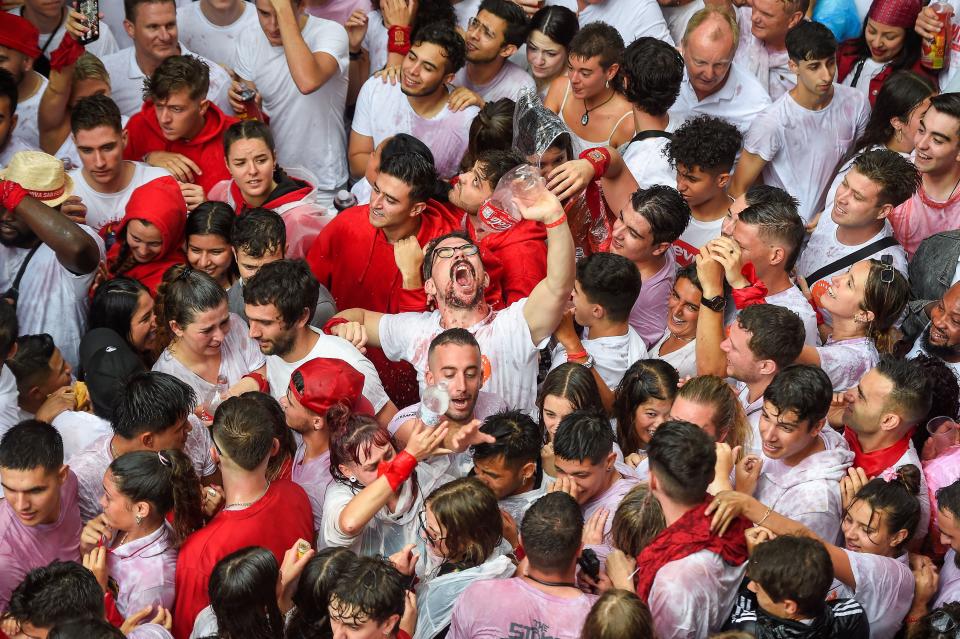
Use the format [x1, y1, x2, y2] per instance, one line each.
[842, 428, 912, 478]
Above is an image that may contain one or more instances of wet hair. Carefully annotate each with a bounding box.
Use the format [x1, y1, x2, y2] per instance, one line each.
[647, 420, 716, 505]
[411, 22, 467, 74]
[478, 0, 529, 48]
[928, 93, 960, 136]
[737, 193, 805, 272]
[676, 375, 752, 451]
[785, 20, 837, 62]
[764, 365, 833, 429]
[0, 68, 18, 116]
[0, 420, 63, 473]
[520, 491, 583, 571]
[88, 277, 151, 352]
[426, 477, 503, 567]
[143, 55, 209, 103]
[328, 406, 396, 486]
[473, 409, 543, 469]
[614, 359, 679, 456]
[210, 396, 277, 471]
[937, 478, 960, 523]
[70, 94, 122, 135]
[7, 333, 58, 392]
[49, 618, 125, 639]
[381, 133, 435, 166]
[123, 0, 175, 22]
[856, 71, 936, 152]
[528, 5, 579, 49]
[576, 252, 641, 323]
[579, 590, 655, 639]
[154, 265, 227, 349]
[611, 483, 666, 557]
[537, 363, 605, 437]
[629, 185, 691, 245]
[243, 259, 320, 326]
[620, 37, 684, 116]
[111, 371, 195, 440]
[848, 464, 922, 551]
[747, 536, 834, 618]
[186, 201, 234, 244]
[874, 355, 932, 427]
[208, 547, 285, 639]
[912, 353, 960, 453]
[232, 208, 285, 259]
[475, 148, 526, 189]
[223, 119, 276, 158]
[428, 327, 480, 364]
[0, 298, 16, 360]
[286, 548, 356, 639]
[735, 304, 806, 370]
[109, 448, 204, 544]
[568, 21, 623, 70]
[72, 52, 110, 87]
[379, 151, 442, 203]
[666, 115, 742, 174]
[858, 258, 910, 354]
[421, 230, 475, 281]
[554, 409, 615, 465]
[850, 149, 921, 208]
[8, 561, 104, 628]
[242, 391, 296, 482]
[329, 557, 405, 629]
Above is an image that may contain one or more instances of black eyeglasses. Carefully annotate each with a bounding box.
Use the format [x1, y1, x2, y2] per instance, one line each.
[433, 244, 479, 259]
[418, 510, 446, 544]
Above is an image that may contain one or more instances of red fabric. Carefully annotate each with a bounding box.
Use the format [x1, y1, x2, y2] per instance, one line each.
[730, 263, 768, 309]
[472, 216, 547, 307]
[0, 13, 41, 58]
[634, 497, 751, 602]
[868, 0, 921, 29]
[106, 176, 187, 296]
[579, 147, 612, 179]
[836, 41, 938, 106]
[123, 101, 237, 193]
[228, 177, 313, 215]
[305, 201, 464, 406]
[172, 480, 313, 639]
[843, 428, 913, 478]
[0, 179, 28, 211]
[566, 181, 613, 257]
[104, 591, 124, 627]
[50, 34, 84, 72]
[377, 450, 417, 491]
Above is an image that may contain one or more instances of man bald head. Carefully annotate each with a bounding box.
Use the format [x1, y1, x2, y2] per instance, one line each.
[681, 6, 738, 100]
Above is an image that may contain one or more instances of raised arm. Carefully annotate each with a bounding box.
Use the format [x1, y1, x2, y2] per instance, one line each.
[728, 150, 767, 200]
[694, 252, 728, 377]
[521, 189, 575, 345]
[272, 0, 343, 94]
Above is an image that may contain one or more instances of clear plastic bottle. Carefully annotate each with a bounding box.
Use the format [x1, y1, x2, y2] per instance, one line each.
[477, 164, 547, 234]
[418, 381, 450, 427]
[333, 189, 359, 212]
[202, 375, 229, 421]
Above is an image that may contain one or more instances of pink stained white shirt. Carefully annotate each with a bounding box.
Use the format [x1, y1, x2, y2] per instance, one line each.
[889, 183, 960, 258]
[733, 6, 795, 100]
[452, 61, 537, 103]
[582, 475, 640, 561]
[108, 522, 178, 618]
[627, 250, 677, 349]
[933, 549, 960, 609]
[448, 577, 598, 639]
[291, 443, 333, 537]
[817, 336, 880, 392]
[883, 443, 930, 545]
[830, 552, 913, 639]
[648, 548, 748, 639]
[69, 420, 217, 522]
[0, 470, 82, 612]
[754, 427, 853, 543]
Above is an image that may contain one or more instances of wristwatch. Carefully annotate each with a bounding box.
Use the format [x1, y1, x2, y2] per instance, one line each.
[701, 295, 727, 313]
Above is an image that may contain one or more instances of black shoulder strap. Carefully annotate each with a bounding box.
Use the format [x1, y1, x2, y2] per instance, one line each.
[12, 245, 41, 291]
[805, 236, 899, 285]
[629, 130, 674, 144]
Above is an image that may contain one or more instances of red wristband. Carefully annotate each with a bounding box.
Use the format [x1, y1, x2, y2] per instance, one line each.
[387, 25, 412, 55]
[544, 213, 567, 229]
[566, 349, 588, 361]
[50, 34, 85, 72]
[377, 450, 417, 492]
[579, 147, 612, 179]
[322, 317, 349, 335]
[243, 372, 269, 393]
[0, 180, 28, 212]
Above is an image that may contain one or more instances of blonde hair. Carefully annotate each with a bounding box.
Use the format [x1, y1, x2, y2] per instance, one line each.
[682, 5, 740, 51]
[677, 375, 752, 453]
[73, 53, 110, 87]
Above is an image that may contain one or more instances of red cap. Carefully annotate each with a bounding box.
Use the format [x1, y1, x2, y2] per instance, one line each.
[0, 14, 42, 59]
[289, 358, 375, 416]
[868, 0, 922, 29]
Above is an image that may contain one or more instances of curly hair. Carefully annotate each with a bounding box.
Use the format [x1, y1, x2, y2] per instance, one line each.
[619, 37, 684, 116]
[666, 114, 742, 174]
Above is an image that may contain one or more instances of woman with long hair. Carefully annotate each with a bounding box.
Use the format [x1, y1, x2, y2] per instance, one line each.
[612, 360, 679, 466]
[285, 548, 356, 639]
[185, 203, 238, 291]
[537, 363, 605, 476]
[79, 449, 204, 618]
[526, 6, 579, 98]
[88, 277, 158, 365]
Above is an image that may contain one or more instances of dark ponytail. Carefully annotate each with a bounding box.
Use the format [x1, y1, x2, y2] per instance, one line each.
[850, 464, 922, 552]
[109, 448, 204, 545]
[154, 265, 227, 350]
[286, 548, 356, 639]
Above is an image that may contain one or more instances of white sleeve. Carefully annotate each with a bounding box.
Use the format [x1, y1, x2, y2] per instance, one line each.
[233, 29, 255, 81]
[207, 62, 234, 115]
[816, 342, 876, 391]
[378, 312, 435, 362]
[230, 315, 267, 373]
[352, 77, 377, 137]
[743, 108, 783, 162]
[320, 483, 359, 548]
[186, 416, 218, 478]
[308, 20, 350, 74]
[349, 351, 391, 412]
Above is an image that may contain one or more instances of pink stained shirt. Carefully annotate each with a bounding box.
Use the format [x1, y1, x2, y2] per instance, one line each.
[889, 184, 960, 258]
[108, 522, 178, 618]
[582, 475, 639, 562]
[448, 577, 598, 639]
[290, 443, 333, 537]
[627, 250, 677, 349]
[0, 470, 82, 612]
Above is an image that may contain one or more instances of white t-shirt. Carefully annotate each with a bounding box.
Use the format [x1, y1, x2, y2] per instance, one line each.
[934, 549, 960, 609]
[0, 226, 104, 369]
[662, 0, 704, 45]
[550, 326, 648, 390]
[453, 0, 482, 29]
[0, 138, 32, 169]
[578, 0, 674, 47]
[453, 61, 537, 103]
[53, 411, 114, 464]
[743, 86, 869, 224]
[264, 327, 390, 414]
[379, 299, 547, 415]
[235, 16, 350, 191]
[831, 552, 913, 639]
[361, 10, 388, 74]
[0, 367, 17, 434]
[69, 162, 172, 232]
[352, 77, 479, 178]
[7, 7, 118, 58]
[651, 330, 697, 379]
[621, 134, 675, 190]
[817, 336, 879, 392]
[764, 284, 819, 346]
[669, 63, 772, 133]
[100, 44, 232, 117]
[176, 1, 258, 70]
[673, 215, 724, 267]
[9, 73, 48, 151]
[736, 380, 763, 455]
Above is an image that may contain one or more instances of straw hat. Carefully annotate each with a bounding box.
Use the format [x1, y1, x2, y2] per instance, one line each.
[0, 151, 74, 207]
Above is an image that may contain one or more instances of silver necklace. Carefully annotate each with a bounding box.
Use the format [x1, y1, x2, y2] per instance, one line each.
[224, 482, 271, 510]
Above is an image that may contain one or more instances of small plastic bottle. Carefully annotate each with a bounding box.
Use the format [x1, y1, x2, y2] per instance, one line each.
[477, 164, 546, 234]
[202, 375, 229, 421]
[418, 381, 450, 427]
[333, 189, 359, 212]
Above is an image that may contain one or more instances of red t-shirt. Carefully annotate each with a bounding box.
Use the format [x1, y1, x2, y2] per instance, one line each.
[171, 480, 313, 639]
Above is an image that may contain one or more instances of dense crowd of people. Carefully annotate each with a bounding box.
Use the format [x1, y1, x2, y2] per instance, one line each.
[6, 0, 960, 636]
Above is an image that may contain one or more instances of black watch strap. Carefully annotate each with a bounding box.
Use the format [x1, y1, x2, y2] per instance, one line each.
[701, 295, 726, 312]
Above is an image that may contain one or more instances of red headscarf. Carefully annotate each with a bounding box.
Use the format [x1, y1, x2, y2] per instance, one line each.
[106, 176, 187, 295]
[868, 0, 922, 29]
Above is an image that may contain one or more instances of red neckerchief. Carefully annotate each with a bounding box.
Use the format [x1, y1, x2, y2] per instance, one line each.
[730, 263, 769, 309]
[842, 428, 912, 478]
[634, 496, 751, 602]
[228, 179, 308, 214]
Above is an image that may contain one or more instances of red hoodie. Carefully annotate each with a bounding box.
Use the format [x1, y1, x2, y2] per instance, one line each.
[123, 101, 237, 193]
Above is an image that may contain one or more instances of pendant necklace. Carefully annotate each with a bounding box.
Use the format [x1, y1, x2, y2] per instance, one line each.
[581, 89, 616, 126]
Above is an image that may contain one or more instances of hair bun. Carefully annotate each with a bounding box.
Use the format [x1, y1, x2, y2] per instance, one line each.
[894, 464, 921, 496]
